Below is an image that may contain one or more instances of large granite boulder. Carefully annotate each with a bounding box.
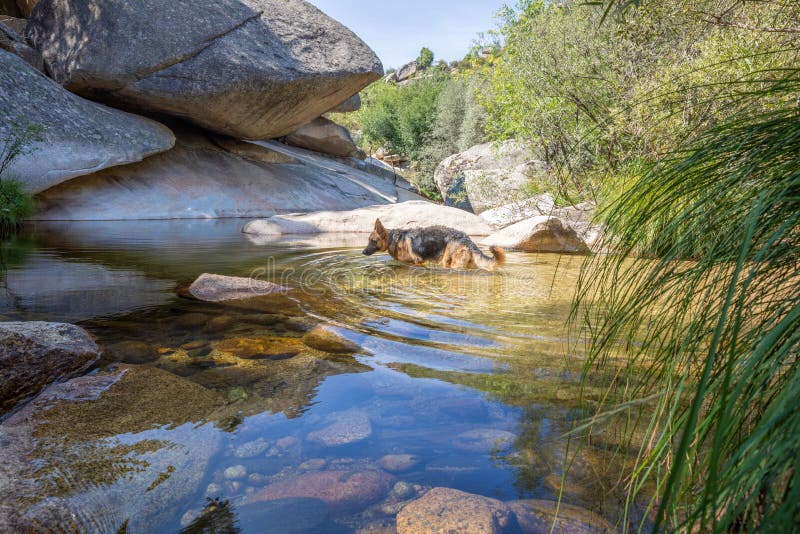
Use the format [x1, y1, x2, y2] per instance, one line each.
[0, 366, 225, 533]
[0, 50, 174, 194]
[34, 127, 401, 220]
[0, 20, 43, 71]
[243, 200, 497, 236]
[479, 194, 556, 228]
[482, 216, 591, 254]
[27, 0, 383, 139]
[434, 141, 545, 214]
[0, 321, 99, 413]
[286, 117, 364, 159]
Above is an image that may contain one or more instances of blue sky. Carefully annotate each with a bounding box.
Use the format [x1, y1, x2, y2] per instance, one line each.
[309, 0, 508, 69]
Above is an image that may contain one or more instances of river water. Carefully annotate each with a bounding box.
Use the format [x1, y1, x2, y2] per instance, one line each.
[0, 220, 640, 533]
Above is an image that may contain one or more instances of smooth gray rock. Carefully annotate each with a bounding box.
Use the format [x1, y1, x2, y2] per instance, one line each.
[0, 321, 99, 413]
[0, 50, 175, 194]
[434, 140, 545, 214]
[396, 60, 418, 82]
[0, 20, 43, 71]
[243, 200, 496, 236]
[189, 273, 287, 302]
[482, 216, 591, 254]
[33, 127, 400, 220]
[27, 0, 383, 139]
[479, 194, 556, 228]
[327, 93, 361, 113]
[286, 117, 364, 159]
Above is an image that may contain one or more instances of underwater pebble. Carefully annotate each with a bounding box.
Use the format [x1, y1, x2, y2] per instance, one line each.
[452, 429, 517, 452]
[173, 313, 209, 328]
[391, 481, 416, 500]
[234, 438, 270, 459]
[284, 317, 316, 332]
[206, 315, 236, 333]
[276, 436, 299, 450]
[107, 340, 159, 364]
[299, 458, 327, 471]
[224, 465, 248, 480]
[206, 483, 223, 497]
[181, 340, 207, 350]
[379, 454, 419, 473]
[248, 473, 268, 485]
[307, 410, 372, 447]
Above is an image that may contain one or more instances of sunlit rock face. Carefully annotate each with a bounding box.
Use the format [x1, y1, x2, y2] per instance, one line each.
[27, 0, 383, 139]
[0, 50, 175, 194]
[33, 127, 401, 221]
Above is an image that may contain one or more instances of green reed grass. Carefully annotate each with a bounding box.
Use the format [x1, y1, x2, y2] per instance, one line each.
[571, 63, 800, 531]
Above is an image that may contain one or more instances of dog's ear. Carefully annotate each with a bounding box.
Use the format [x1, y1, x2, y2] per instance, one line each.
[374, 218, 386, 237]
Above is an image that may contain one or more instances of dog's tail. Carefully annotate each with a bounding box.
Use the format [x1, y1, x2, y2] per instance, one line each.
[473, 245, 506, 271]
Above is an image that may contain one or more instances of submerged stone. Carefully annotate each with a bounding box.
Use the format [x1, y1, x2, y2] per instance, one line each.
[216, 335, 305, 360]
[397, 487, 518, 534]
[303, 325, 361, 354]
[378, 454, 419, 473]
[189, 273, 288, 303]
[0, 365, 225, 533]
[307, 409, 373, 447]
[247, 470, 393, 514]
[506, 499, 617, 534]
[452, 428, 518, 452]
[0, 321, 99, 413]
[107, 340, 159, 364]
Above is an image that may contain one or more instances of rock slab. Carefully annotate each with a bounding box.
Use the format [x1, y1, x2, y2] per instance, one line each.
[33, 129, 399, 221]
[27, 0, 383, 139]
[243, 201, 496, 236]
[0, 321, 99, 413]
[0, 50, 175, 194]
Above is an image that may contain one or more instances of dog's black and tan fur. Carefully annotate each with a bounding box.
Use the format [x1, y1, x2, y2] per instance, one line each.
[362, 219, 506, 271]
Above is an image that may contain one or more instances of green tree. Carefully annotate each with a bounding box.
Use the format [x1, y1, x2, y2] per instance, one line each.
[416, 47, 434, 69]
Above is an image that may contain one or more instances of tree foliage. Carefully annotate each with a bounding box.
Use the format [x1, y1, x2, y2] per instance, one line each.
[416, 46, 434, 70]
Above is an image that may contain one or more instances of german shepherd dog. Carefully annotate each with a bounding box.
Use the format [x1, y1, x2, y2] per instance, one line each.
[362, 219, 506, 271]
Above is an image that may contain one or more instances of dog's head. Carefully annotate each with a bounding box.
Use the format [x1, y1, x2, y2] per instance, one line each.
[363, 218, 388, 256]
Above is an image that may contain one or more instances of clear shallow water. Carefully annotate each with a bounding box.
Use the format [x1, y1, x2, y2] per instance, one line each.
[0, 220, 637, 533]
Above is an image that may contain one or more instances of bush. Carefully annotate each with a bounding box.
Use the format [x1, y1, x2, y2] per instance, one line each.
[0, 119, 42, 235]
[359, 76, 446, 160]
[0, 179, 33, 235]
